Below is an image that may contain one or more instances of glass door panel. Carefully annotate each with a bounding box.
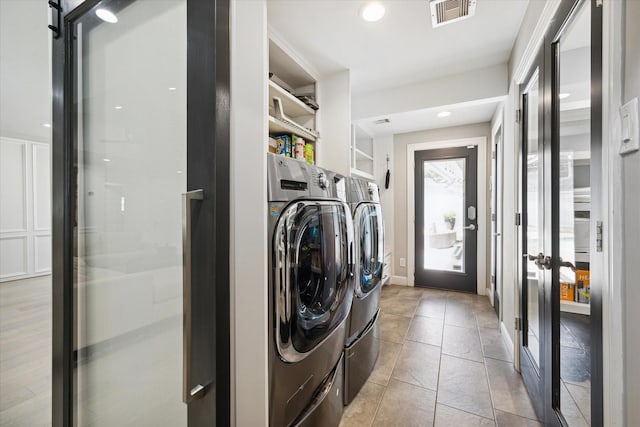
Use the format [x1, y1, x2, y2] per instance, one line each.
[524, 72, 542, 369]
[74, 1, 187, 425]
[422, 158, 466, 273]
[557, 2, 593, 425]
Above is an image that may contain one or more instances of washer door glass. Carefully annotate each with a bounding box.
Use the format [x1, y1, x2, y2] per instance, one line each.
[356, 204, 384, 296]
[274, 201, 354, 361]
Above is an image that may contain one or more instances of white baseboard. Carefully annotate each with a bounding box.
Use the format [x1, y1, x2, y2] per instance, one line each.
[390, 276, 408, 286]
[500, 321, 514, 361]
[488, 288, 495, 307]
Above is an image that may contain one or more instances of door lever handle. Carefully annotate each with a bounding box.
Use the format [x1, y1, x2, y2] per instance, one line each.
[558, 258, 577, 272]
[526, 253, 552, 270]
[464, 224, 477, 231]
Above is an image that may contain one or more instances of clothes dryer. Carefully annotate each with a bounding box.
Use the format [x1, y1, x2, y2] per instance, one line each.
[267, 154, 354, 426]
[343, 178, 385, 405]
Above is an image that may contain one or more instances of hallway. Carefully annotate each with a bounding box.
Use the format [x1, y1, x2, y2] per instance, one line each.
[340, 285, 541, 427]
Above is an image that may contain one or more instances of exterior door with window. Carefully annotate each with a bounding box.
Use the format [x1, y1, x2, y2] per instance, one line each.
[51, 0, 230, 425]
[414, 146, 478, 293]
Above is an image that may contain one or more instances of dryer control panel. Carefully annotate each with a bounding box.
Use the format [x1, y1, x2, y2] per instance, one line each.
[267, 153, 333, 202]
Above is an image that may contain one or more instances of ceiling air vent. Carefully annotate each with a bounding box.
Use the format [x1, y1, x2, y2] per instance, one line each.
[430, 0, 477, 28]
[373, 118, 391, 125]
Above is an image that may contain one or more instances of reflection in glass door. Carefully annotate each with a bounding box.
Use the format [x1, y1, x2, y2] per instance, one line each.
[74, 2, 188, 425]
[555, 1, 597, 425]
[52, 0, 229, 425]
[414, 146, 478, 293]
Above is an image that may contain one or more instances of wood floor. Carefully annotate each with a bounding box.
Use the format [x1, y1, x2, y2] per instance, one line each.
[0, 275, 51, 427]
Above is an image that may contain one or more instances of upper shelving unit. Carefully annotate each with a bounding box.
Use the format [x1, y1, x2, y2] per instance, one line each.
[267, 39, 319, 164]
[351, 123, 374, 179]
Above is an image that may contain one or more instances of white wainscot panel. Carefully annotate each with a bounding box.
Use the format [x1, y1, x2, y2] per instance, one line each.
[34, 234, 52, 273]
[0, 140, 27, 232]
[0, 236, 28, 278]
[33, 144, 51, 230]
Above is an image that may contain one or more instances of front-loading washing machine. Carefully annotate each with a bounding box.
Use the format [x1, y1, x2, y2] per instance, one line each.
[343, 178, 385, 405]
[267, 153, 354, 426]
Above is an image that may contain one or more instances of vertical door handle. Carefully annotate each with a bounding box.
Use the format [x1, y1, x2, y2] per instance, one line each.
[182, 189, 205, 403]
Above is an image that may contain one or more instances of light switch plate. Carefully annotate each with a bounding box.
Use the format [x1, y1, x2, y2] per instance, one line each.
[620, 97, 639, 156]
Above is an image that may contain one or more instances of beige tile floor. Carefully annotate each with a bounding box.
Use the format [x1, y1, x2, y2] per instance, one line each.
[340, 284, 542, 427]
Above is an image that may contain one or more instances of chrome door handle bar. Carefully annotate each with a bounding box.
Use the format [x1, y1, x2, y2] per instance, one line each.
[464, 224, 477, 231]
[182, 189, 205, 403]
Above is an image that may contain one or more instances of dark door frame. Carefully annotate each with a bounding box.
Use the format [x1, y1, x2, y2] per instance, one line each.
[518, 0, 603, 425]
[414, 146, 478, 293]
[51, 0, 230, 425]
[519, 47, 547, 422]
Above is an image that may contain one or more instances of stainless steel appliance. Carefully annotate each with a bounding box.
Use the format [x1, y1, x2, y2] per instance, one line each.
[343, 178, 385, 405]
[267, 153, 354, 426]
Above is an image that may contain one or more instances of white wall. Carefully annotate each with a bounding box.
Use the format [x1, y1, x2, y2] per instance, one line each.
[230, 0, 269, 425]
[373, 136, 394, 264]
[317, 70, 351, 176]
[621, 0, 640, 423]
[0, 138, 51, 281]
[352, 64, 507, 121]
[391, 123, 492, 287]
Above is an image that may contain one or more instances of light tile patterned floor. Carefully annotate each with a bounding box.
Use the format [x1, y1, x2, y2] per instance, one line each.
[340, 284, 542, 427]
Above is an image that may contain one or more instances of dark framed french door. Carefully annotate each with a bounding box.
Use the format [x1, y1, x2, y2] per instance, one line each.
[51, 0, 230, 426]
[519, 0, 603, 425]
[414, 146, 478, 293]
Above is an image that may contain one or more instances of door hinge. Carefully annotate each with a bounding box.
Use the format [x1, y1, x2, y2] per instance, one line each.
[48, 0, 62, 39]
[492, 151, 496, 159]
[515, 213, 521, 226]
[516, 109, 522, 124]
[491, 275, 496, 285]
[491, 213, 496, 222]
[515, 317, 522, 331]
[596, 221, 603, 252]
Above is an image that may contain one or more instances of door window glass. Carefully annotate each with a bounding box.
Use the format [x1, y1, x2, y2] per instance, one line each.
[422, 158, 466, 273]
[73, 1, 187, 425]
[524, 71, 541, 369]
[558, 3, 592, 424]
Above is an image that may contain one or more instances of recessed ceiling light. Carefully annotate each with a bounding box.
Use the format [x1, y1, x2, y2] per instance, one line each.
[559, 93, 571, 100]
[437, 111, 452, 118]
[114, 105, 123, 110]
[103, 158, 111, 162]
[96, 8, 118, 23]
[361, 2, 385, 22]
[176, 170, 183, 174]
[42, 123, 51, 128]
[168, 87, 177, 91]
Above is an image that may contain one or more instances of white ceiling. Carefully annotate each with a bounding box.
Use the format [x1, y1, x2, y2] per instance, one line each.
[268, 0, 530, 95]
[0, 0, 51, 143]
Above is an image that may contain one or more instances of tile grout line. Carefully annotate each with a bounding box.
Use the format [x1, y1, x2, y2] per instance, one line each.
[477, 311, 499, 424]
[431, 292, 448, 426]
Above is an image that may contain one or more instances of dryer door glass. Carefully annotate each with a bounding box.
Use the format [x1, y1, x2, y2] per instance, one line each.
[274, 201, 354, 360]
[357, 204, 384, 296]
